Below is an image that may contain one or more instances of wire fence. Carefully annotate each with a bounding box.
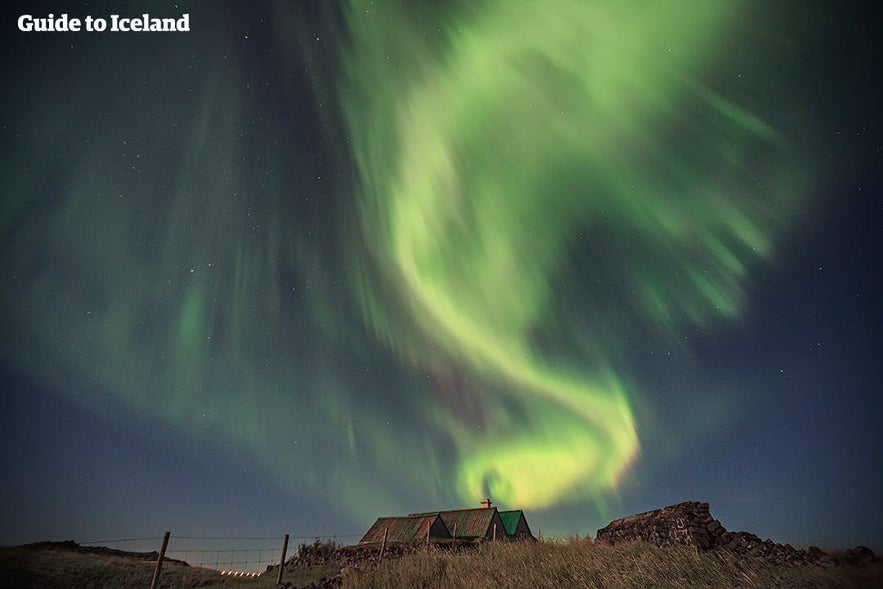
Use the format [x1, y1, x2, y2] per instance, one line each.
[80, 532, 363, 575]
[69, 527, 560, 584]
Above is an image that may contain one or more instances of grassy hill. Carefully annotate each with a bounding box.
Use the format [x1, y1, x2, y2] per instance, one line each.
[344, 539, 883, 589]
[1, 538, 880, 589]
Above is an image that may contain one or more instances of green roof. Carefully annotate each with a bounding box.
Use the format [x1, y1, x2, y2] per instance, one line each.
[409, 508, 502, 539]
[359, 515, 450, 544]
[498, 510, 524, 536]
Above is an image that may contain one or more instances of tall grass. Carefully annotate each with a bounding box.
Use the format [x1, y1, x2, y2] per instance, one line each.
[3, 539, 880, 588]
[343, 539, 883, 589]
[0, 547, 224, 589]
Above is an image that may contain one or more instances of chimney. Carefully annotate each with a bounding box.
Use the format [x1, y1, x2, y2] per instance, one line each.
[481, 498, 493, 509]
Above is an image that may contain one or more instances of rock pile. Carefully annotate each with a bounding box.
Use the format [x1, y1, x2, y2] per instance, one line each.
[717, 530, 823, 566]
[596, 501, 720, 552]
[596, 501, 879, 567]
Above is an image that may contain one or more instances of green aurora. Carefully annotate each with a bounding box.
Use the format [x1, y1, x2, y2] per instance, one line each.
[339, 0, 804, 508]
[0, 0, 807, 523]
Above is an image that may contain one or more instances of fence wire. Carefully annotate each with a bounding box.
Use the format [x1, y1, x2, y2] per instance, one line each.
[78, 532, 363, 575]
[81, 536, 165, 545]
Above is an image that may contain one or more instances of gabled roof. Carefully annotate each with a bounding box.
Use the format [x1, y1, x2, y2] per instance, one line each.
[409, 508, 504, 540]
[359, 514, 451, 544]
[498, 510, 524, 536]
[498, 509, 535, 539]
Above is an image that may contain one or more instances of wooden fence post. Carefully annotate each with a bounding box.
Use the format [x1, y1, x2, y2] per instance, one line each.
[453, 524, 457, 549]
[149, 531, 170, 589]
[493, 523, 496, 543]
[426, 523, 430, 550]
[538, 529, 542, 542]
[275, 534, 289, 587]
[379, 526, 388, 563]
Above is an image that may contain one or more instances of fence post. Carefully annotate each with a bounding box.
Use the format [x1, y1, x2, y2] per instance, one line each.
[538, 529, 542, 542]
[453, 523, 457, 549]
[493, 523, 496, 544]
[149, 531, 170, 589]
[426, 523, 430, 550]
[275, 534, 289, 587]
[379, 526, 388, 563]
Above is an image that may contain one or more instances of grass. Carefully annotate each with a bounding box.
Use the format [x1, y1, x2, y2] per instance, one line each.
[2, 538, 880, 589]
[342, 540, 883, 589]
[0, 542, 342, 589]
[0, 546, 228, 588]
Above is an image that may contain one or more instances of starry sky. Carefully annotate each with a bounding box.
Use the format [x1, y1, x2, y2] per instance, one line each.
[1, 0, 881, 551]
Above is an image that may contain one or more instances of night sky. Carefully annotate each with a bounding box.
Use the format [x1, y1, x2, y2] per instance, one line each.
[1, 0, 881, 552]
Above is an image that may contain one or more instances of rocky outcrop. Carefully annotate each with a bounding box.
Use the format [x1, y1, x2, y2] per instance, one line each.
[596, 501, 878, 567]
[843, 546, 880, 566]
[716, 531, 824, 566]
[596, 501, 720, 552]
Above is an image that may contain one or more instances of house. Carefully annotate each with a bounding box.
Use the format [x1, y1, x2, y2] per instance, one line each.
[360, 499, 535, 545]
[410, 498, 533, 542]
[498, 509, 535, 540]
[409, 507, 507, 541]
[359, 514, 451, 544]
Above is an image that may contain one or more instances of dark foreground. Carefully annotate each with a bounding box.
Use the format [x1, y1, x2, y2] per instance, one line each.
[2, 538, 882, 589]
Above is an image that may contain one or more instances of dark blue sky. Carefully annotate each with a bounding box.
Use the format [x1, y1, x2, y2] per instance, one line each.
[1, 0, 881, 553]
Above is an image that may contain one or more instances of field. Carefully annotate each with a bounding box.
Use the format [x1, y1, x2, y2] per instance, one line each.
[1, 538, 880, 589]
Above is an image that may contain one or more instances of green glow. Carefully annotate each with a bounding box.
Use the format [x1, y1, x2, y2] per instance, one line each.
[0, 0, 807, 524]
[343, 0, 803, 508]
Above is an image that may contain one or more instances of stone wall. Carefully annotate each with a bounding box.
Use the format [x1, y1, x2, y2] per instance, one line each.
[595, 501, 872, 567]
[271, 539, 482, 588]
[596, 501, 719, 552]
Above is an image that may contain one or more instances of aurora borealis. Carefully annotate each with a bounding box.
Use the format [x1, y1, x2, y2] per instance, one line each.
[339, 0, 807, 508]
[2, 0, 882, 550]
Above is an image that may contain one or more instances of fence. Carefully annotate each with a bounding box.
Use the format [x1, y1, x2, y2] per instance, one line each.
[77, 527, 552, 585]
[80, 530, 363, 585]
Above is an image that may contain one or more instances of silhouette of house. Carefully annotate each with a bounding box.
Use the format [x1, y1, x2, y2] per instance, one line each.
[360, 499, 535, 545]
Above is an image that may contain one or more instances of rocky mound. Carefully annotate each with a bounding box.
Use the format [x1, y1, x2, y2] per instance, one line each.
[596, 501, 879, 567]
[596, 501, 720, 552]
